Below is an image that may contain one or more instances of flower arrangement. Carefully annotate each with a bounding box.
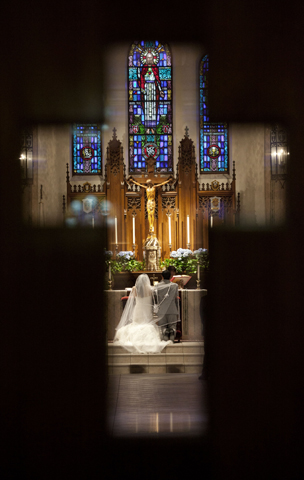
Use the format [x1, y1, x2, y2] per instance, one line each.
[104, 249, 144, 274]
[193, 248, 209, 269]
[160, 247, 209, 274]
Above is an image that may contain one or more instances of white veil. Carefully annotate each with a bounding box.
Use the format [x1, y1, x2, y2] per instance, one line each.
[114, 273, 156, 332]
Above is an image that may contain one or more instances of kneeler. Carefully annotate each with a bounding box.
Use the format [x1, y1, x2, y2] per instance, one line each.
[120, 295, 182, 343]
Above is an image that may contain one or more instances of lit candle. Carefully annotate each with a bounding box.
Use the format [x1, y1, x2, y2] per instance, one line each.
[168, 215, 171, 244]
[197, 263, 200, 280]
[210, 215, 213, 228]
[115, 216, 118, 244]
[109, 263, 111, 280]
[187, 215, 190, 245]
[133, 216, 135, 244]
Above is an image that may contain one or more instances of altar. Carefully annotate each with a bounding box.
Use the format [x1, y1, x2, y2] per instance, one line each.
[105, 288, 207, 342]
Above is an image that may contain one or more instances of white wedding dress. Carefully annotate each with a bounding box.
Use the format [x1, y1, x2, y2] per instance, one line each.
[113, 274, 172, 354]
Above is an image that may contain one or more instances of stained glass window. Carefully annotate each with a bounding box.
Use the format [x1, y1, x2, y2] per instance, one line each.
[72, 124, 102, 175]
[200, 55, 229, 173]
[128, 41, 173, 174]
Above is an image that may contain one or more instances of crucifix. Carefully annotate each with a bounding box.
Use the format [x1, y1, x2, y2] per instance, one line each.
[128, 175, 173, 236]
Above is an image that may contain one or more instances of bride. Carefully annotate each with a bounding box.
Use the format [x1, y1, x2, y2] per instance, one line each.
[113, 273, 172, 354]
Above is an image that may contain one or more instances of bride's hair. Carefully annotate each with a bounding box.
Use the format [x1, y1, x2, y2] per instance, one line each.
[135, 273, 152, 297]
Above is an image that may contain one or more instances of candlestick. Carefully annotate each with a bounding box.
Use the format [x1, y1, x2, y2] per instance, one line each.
[133, 216, 135, 245]
[197, 263, 200, 280]
[168, 215, 172, 244]
[115, 216, 118, 244]
[187, 215, 190, 245]
[108, 263, 111, 280]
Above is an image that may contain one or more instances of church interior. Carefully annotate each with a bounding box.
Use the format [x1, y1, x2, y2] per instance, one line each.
[2, 1, 304, 479]
[21, 43, 286, 235]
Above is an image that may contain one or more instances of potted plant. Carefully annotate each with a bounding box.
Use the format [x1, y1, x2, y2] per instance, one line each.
[104, 250, 145, 289]
[160, 248, 209, 288]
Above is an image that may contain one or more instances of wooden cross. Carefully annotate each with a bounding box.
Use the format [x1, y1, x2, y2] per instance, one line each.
[147, 156, 156, 174]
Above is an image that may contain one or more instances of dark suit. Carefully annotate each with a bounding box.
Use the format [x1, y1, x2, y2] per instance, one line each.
[154, 279, 179, 341]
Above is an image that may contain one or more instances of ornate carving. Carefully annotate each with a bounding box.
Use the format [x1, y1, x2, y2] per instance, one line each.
[178, 131, 196, 175]
[127, 197, 141, 211]
[110, 149, 121, 176]
[198, 196, 210, 213]
[219, 196, 233, 218]
[83, 182, 92, 193]
[107, 127, 124, 177]
[143, 236, 161, 272]
[211, 180, 220, 191]
[94, 197, 107, 215]
[161, 196, 176, 210]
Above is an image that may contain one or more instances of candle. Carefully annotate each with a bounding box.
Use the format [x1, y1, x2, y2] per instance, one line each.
[109, 263, 111, 280]
[133, 216, 135, 244]
[92, 216, 94, 229]
[197, 263, 200, 280]
[115, 216, 118, 244]
[168, 215, 171, 244]
[187, 215, 190, 245]
[210, 215, 213, 228]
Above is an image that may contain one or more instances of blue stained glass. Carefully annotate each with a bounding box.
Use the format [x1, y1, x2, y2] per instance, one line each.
[159, 68, 171, 80]
[128, 41, 172, 173]
[72, 124, 102, 175]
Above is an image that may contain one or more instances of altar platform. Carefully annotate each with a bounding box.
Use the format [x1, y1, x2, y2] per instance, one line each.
[108, 341, 204, 375]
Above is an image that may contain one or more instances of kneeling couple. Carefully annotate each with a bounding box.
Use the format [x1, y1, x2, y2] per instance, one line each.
[113, 270, 179, 354]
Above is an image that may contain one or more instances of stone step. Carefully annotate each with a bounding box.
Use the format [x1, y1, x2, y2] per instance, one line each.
[108, 341, 204, 375]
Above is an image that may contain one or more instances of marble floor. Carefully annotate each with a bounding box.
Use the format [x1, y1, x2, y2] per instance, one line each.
[107, 373, 209, 437]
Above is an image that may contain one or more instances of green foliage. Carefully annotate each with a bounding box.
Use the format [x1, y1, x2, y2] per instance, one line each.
[106, 255, 145, 274]
[160, 257, 198, 274]
[160, 248, 209, 275]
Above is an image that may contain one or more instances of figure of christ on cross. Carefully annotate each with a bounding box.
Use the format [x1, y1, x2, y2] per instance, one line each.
[129, 176, 173, 236]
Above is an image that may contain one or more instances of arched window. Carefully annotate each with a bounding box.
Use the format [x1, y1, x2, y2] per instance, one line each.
[200, 55, 228, 173]
[72, 124, 102, 175]
[128, 41, 173, 174]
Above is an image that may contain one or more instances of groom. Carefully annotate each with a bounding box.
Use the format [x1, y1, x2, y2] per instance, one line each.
[154, 270, 179, 342]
